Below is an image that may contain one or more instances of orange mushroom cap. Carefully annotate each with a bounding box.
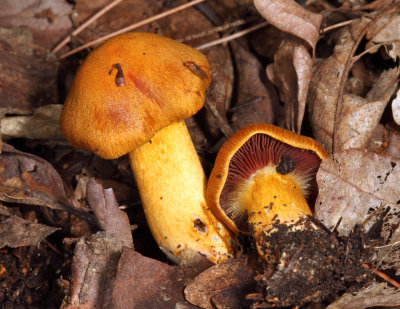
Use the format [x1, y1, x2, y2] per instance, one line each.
[60, 32, 211, 159]
[207, 123, 328, 235]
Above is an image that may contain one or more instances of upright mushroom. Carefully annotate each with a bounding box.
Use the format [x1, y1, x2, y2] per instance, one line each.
[207, 123, 327, 261]
[60, 32, 239, 264]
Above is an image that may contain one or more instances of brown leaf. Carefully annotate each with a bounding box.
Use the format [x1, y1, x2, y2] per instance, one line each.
[1, 104, 64, 140]
[0, 215, 59, 248]
[72, 0, 156, 44]
[368, 124, 400, 159]
[335, 93, 385, 151]
[112, 247, 198, 309]
[315, 149, 400, 235]
[0, 144, 96, 224]
[86, 178, 133, 248]
[359, 0, 395, 11]
[62, 232, 122, 309]
[0, 27, 59, 115]
[324, 66, 398, 151]
[254, 0, 322, 50]
[375, 225, 400, 275]
[326, 282, 400, 309]
[309, 9, 400, 152]
[308, 20, 364, 152]
[0, 0, 72, 49]
[267, 39, 312, 132]
[184, 256, 256, 309]
[366, 10, 400, 61]
[229, 42, 277, 130]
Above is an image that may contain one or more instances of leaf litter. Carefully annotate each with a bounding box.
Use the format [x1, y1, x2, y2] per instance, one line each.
[1, 0, 400, 308]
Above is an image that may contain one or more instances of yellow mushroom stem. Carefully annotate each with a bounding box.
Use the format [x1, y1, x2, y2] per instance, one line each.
[129, 120, 237, 264]
[236, 165, 312, 261]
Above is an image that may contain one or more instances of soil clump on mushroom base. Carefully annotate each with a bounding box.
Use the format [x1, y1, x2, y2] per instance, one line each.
[249, 218, 375, 307]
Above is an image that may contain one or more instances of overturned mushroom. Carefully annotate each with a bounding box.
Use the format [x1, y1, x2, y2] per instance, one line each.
[207, 123, 327, 261]
[60, 32, 239, 264]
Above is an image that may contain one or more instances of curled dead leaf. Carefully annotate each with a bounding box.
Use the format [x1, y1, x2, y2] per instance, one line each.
[229, 41, 277, 130]
[62, 232, 122, 309]
[0, 143, 96, 224]
[308, 14, 399, 152]
[0, 215, 59, 249]
[327, 282, 400, 309]
[112, 247, 199, 309]
[0, 0, 72, 48]
[366, 10, 400, 61]
[316, 149, 400, 235]
[0, 27, 59, 115]
[254, 0, 322, 50]
[267, 38, 312, 132]
[1, 104, 64, 140]
[86, 178, 133, 248]
[184, 256, 256, 309]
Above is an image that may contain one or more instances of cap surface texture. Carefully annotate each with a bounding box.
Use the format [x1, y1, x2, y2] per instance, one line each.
[61, 32, 211, 159]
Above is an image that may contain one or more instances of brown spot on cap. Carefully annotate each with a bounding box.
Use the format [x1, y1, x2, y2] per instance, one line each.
[60, 32, 211, 159]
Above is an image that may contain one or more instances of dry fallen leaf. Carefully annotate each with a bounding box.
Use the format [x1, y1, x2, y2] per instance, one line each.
[0, 215, 59, 249]
[366, 9, 400, 61]
[0, 27, 59, 115]
[112, 247, 199, 309]
[267, 38, 312, 132]
[326, 282, 400, 309]
[309, 9, 400, 153]
[72, 0, 156, 44]
[62, 181, 133, 308]
[336, 67, 398, 150]
[0, 0, 72, 48]
[229, 41, 277, 130]
[316, 149, 400, 235]
[86, 178, 133, 248]
[309, 19, 365, 152]
[392, 89, 400, 125]
[0, 143, 95, 224]
[254, 0, 321, 132]
[253, 0, 322, 50]
[375, 224, 400, 275]
[1, 104, 64, 140]
[184, 255, 256, 309]
[62, 232, 122, 309]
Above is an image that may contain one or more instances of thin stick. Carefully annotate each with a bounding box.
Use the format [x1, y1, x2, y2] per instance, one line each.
[373, 240, 400, 249]
[362, 263, 400, 288]
[321, 20, 353, 34]
[52, 0, 125, 54]
[196, 21, 268, 50]
[58, 0, 205, 60]
[178, 19, 248, 43]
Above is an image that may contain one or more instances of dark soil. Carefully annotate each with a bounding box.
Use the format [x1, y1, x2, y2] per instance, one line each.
[250, 218, 375, 308]
[0, 239, 72, 309]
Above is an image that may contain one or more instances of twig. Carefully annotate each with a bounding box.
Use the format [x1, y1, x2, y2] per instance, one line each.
[362, 263, 400, 288]
[58, 0, 205, 60]
[178, 19, 248, 43]
[320, 20, 353, 34]
[352, 39, 400, 63]
[204, 101, 234, 137]
[52, 0, 125, 54]
[196, 21, 268, 50]
[373, 240, 400, 249]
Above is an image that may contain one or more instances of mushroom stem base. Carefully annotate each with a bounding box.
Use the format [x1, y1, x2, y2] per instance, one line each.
[240, 169, 312, 260]
[129, 120, 237, 264]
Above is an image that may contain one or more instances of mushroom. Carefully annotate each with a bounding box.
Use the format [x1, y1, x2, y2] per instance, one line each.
[207, 123, 328, 261]
[60, 32, 239, 264]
